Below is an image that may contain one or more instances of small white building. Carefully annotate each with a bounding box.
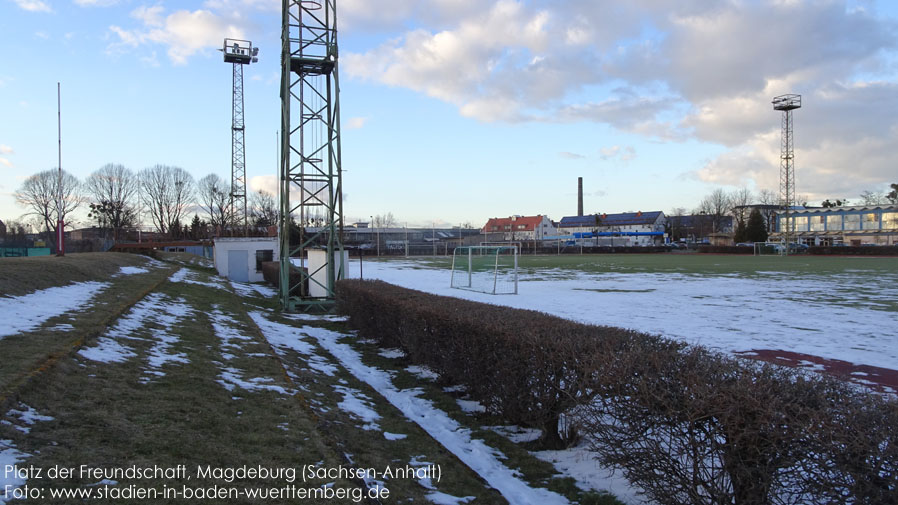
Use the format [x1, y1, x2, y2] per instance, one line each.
[213, 237, 279, 283]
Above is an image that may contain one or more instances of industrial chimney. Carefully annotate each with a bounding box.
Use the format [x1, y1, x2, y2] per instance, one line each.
[577, 177, 584, 217]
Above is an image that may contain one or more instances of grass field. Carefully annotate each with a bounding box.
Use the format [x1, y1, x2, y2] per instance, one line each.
[1, 252, 625, 505]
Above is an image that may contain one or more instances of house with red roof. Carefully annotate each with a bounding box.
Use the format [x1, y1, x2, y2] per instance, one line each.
[481, 215, 556, 241]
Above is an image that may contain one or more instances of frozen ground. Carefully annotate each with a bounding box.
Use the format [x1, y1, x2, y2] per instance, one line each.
[357, 259, 898, 371]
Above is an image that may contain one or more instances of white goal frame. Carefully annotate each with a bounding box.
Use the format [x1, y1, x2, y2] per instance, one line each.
[753, 241, 785, 256]
[450, 245, 519, 295]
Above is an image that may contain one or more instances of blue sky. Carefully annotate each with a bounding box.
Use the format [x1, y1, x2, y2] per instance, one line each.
[1, 0, 897, 229]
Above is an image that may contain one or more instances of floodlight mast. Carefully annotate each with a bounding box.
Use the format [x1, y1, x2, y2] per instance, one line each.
[222, 38, 257, 236]
[773, 94, 801, 254]
[279, 0, 345, 312]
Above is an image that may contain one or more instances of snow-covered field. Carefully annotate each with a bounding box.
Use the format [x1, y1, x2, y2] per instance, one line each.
[357, 259, 898, 371]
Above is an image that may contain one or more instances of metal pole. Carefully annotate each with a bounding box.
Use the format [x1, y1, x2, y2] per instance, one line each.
[56, 82, 64, 256]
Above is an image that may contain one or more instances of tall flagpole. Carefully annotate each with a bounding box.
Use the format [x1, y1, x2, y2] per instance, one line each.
[57, 82, 65, 256]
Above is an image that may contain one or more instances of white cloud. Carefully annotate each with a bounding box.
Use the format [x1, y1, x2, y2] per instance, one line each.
[108, 7, 245, 65]
[345, 0, 898, 198]
[74, 0, 119, 6]
[13, 0, 52, 12]
[0, 158, 12, 168]
[0, 145, 13, 154]
[559, 151, 585, 160]
[599, 145, 636, 163]
[345, 117, 370, 130]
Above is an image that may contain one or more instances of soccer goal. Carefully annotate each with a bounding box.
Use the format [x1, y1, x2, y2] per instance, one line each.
[450, 245, 519, 295]
[753, 241, 784, 256]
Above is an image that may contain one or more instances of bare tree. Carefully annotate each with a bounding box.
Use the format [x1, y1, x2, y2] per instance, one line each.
[372, 212, 396, 229]
[139, 165, 195, 238]
[85, 163, 137, 240]
[729, 187, 754, 226]
[859, 189, 887, 206]
[756, 188, 780, 232]
[197, 174, 231, 232]
[249, 189, 279, 228]
[14, 169, 83, 249]
[697, 189, 732, 233]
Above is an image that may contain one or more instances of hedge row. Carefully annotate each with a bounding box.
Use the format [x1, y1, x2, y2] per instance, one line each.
[335, 280, 898, 505]
[808, 245, 898, 256]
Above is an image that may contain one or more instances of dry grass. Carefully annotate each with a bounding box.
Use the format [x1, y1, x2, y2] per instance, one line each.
[0, 252, 151, 297]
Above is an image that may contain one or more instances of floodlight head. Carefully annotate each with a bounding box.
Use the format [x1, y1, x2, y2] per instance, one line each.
[252, 57, 258, 63]
[252, 47, 259, 56]
[773, 94, 801, 111]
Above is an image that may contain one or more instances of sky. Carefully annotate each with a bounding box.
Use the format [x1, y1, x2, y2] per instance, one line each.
[1, 0, 897, 229]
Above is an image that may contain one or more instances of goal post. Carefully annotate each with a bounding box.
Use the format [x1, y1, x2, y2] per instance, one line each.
[450, 245, 519, 295]
[754, 241, 784, 256]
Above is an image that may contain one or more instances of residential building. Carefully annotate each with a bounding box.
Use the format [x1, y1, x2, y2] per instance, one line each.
[481, 215, 557, 241]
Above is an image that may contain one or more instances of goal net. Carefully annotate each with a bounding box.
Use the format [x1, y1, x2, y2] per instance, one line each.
[450, 245, 519, 295]
[753, 242, 784, 256]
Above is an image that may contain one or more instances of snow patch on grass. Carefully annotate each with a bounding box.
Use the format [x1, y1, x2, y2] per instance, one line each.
[406, 365, 439, 381]
[4, 405, 54, 434]
[0, 440, 29, 504]
[230, 281, 277, 298]
[334, 385, 381, 431]
[379, 348, 406, 359]
[169, 267, 228, 290]
[112, 266, 149, 277]
[248, 312, 339, 377]
[299, 324, 572, 505]
[0, 281, 109, 339]
[533, 444, 648, 505]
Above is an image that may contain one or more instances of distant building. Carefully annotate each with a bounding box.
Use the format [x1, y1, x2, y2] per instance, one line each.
[558, 211, 667, 246]
[481, 215, 556, 241]
[773, 205, 898, 246]
[669, 214, 734, 244]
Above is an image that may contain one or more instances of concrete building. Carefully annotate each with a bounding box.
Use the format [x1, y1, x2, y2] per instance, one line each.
[557, 211, 667, 246]
[481, 215, 556, 241]
[774, 205, 898, 246]
[213, 237, 279, 283]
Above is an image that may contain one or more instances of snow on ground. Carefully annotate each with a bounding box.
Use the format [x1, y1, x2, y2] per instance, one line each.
[533, 445, 647, 505]
[230, 281, 278, 298]
[4, 405, 54, 434]
[209, 307, 290, 395]
[1, 407, 55, 504]
[248, 312, 339, 376]
[0, 439, 29, 504]
[334, 385, 381, 431]
[379, 348, 407, 359]
[359, 260, 898, 371]
[169, 267, 228, 290]
[294, 322, 573, 505]
[78, 292, 192, 378]
[0, 281, 109, 339]
[112, 266, 149, 277]
[406, 365, 439, 381]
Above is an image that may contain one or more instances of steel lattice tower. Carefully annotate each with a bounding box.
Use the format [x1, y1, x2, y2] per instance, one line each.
[279, 0, 344, 311]
[223, 39, 258, 235]
[773, 94, 801, 252]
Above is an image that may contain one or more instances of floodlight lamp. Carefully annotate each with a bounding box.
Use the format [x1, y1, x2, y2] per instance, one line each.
[252, 47, 259, 56]
[252, 57, 258, 63]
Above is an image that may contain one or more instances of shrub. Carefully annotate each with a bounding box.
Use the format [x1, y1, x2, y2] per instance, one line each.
[336, 279, 898, 503]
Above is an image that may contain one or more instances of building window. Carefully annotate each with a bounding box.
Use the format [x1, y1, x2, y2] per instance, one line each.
[793, 216, 808, 232]
[883, 212, 898, 230]
[862, 213, 879, 231]
[826, 214, 842, 231]
[809, 215, 824, 232]
[844, 214, 860, 231]
[255, 249, 273, 272]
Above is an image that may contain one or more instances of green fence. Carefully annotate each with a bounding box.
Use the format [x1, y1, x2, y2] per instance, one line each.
[0, 247, 52, 258]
